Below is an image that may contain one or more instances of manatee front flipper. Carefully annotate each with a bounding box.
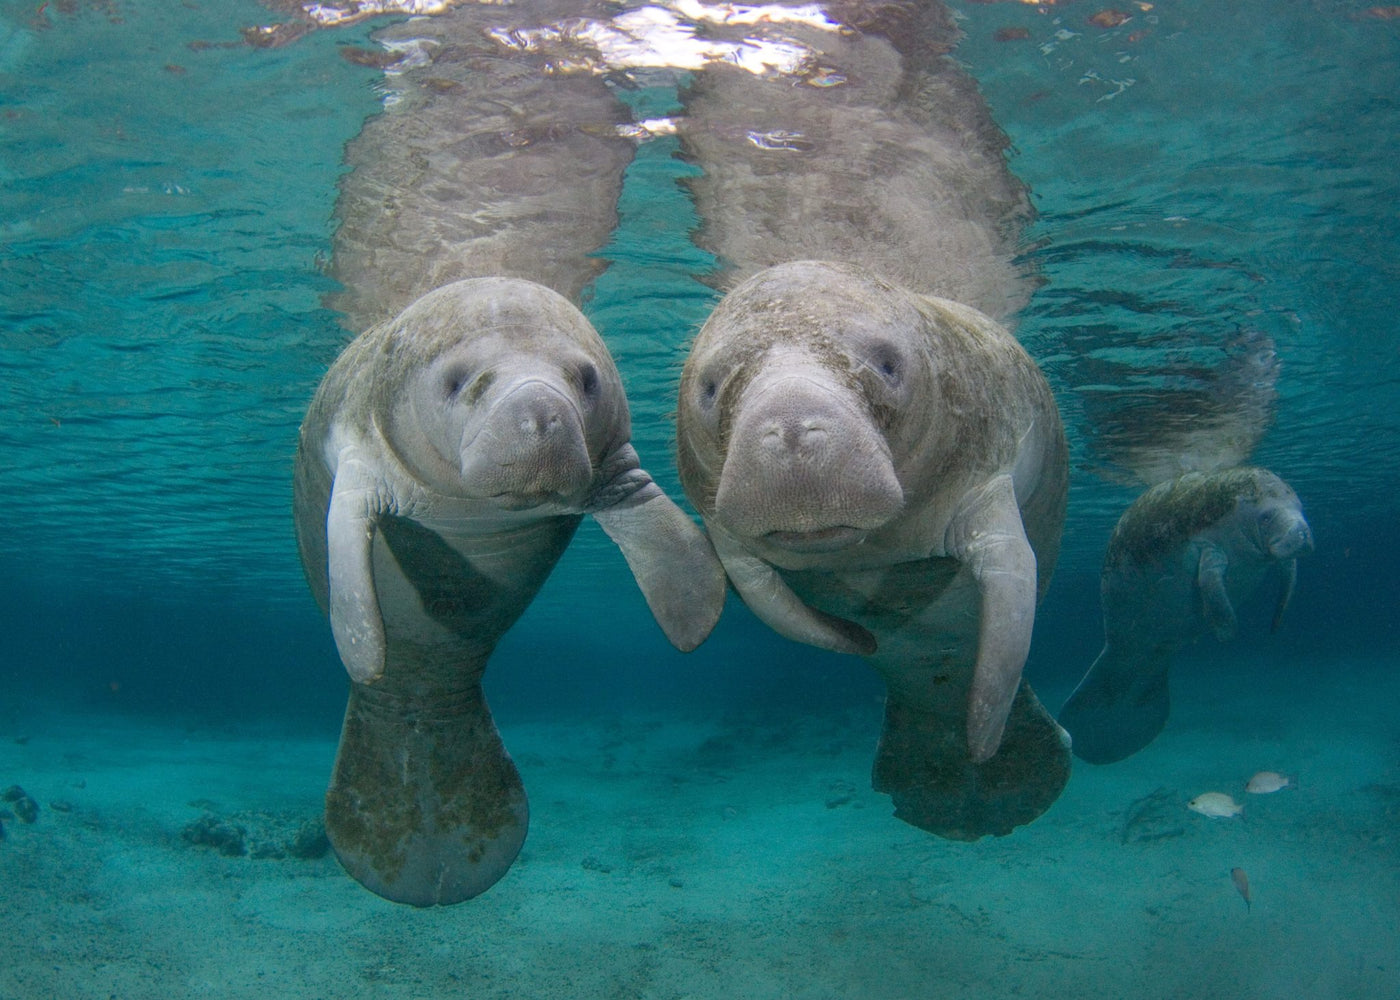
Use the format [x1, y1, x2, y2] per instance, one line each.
[944, 475, 1039, 763]
[1058, 643, 1173, 764]
[326, 681, 528, 907]
[588, 446, 726, 652]
[872, 682, 1070, 840]
[708, 524, 876, 655]
[1271, 558, 1298, 632]
[1197, 544, 1237, 640]
[326, 448, 393, 684]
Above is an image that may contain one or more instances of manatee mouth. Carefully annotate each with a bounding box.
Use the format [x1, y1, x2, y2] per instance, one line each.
[762, 525, 866, 552]
[1268, 519, 1314, 559]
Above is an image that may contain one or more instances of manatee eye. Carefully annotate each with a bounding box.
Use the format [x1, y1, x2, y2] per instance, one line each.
[696, 375, 722, 417]
[577, 362, 599, 399]
[441, 365, 472, 400]
[690, 361, 725, 425]
[868, 343, 903, 385]
[442, 366, 493, 404]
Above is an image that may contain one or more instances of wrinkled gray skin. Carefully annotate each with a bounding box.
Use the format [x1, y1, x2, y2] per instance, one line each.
[1059, 467, 1312, 765]
[678, 262, 1070, 840]
[295, 279, 725, 906]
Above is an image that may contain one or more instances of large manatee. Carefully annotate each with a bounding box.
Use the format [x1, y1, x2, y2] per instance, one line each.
[1058, 467, 1312, 765]
[295, 278, 724, 905]
[670, 1, 1069, 838]
[678, 261, 1070, 840]
[293, 1, 726, 905]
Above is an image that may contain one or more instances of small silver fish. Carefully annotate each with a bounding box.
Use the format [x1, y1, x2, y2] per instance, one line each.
[1246, 770, 1296, 794]
[1188, 792, 1244, 818]
[1231, 867, 1251, 911]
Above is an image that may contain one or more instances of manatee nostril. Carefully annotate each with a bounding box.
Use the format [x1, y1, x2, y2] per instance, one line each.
[759, 419, 831, 454]
[518, 407, 566, 436]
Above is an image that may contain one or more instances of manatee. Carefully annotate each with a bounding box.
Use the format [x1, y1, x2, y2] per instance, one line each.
[294, 279, 725, 907]
[677, 261, 1070, 840]
[1058, 467, 1313, 765]
[671, 1, 1065, 838]
[292, 2, 725, 905]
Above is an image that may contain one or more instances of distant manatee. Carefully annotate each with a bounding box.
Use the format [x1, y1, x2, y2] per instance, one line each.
[1059, 467, 1312, 764]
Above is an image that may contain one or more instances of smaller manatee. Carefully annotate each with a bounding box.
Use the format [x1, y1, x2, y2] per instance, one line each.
[1059, 467, 1312, 765]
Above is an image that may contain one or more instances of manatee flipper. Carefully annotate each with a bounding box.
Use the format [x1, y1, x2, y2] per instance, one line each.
[326, 450, 390, 684]
[944, 474, 1039, 763]
[325, 681, 528, 908]
[588, 446, 726, 652]
[1271, 558, 1298, 632]
[709, 525, 876, 655]
[872, 682, 1070, 840]
[1197, 545, 1237, 640]
[1058, 643, 1173, 764]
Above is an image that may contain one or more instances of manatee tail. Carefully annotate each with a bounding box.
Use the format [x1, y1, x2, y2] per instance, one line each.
[325, 682, 528, 907]
[1058, 643, 1173, 765]
[871, 682, 1071, 840]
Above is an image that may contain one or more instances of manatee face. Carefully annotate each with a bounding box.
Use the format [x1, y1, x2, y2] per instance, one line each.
[379, 277, 628, 512]
[698, 343, 905, 554]
[1245, 478, 1313, 560]
[403, 333, 609, 509]
[680, 262, 940, 566]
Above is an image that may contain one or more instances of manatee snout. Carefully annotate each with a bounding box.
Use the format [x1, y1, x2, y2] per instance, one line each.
[714, 372, 903, 546]
[460, 378, 593, 505]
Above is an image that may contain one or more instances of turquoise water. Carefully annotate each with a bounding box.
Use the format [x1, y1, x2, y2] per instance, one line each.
[0, 1, 1398, 995]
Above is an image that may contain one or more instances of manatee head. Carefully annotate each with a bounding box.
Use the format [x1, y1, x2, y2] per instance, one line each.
[375, 277, 627, 510]
[679, 261, 954, 561]
[1243, 469, 1313, 560]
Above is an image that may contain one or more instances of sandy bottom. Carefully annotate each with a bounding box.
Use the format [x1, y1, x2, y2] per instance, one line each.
[2, 654, 1396, 1000]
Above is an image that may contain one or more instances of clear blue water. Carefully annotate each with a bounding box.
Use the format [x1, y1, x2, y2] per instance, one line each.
[0, 0, 1397, 992]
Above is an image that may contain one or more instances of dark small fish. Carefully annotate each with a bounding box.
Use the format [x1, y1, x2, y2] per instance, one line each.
[1231, 867, 1251, 911]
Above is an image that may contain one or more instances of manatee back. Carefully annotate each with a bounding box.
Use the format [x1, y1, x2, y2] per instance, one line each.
[678, 1, 1032, 322]
[1103, 467, 1283, 574]
[329, 0, 638, 331]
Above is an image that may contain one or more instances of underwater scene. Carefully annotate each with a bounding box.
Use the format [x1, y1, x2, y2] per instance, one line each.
[1, 0, 1397, 996]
